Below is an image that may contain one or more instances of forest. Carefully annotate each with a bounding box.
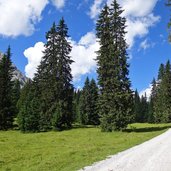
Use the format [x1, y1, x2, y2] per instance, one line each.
[0, 0, 171, 133]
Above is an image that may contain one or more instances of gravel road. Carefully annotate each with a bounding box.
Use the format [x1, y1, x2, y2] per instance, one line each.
[80, 129, 171, 171]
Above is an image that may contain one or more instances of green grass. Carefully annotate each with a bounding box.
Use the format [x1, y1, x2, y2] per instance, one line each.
[0, 123, 171, 171]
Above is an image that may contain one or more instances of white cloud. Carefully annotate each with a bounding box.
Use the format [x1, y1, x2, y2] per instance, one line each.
[24, 42, 45, 78]
[0, 0, 48, 37]
[126, 14, 160, 48]
[140, 39, 151, 50]
[89, 0, 160, 48]
[139, 84, 152, 101]
[89, 0, 104, 19]
[70, 32, 99, 81]
[51, 0, 65, 9]
[24, 32, 99, 81]
[139, 38, 156, 51]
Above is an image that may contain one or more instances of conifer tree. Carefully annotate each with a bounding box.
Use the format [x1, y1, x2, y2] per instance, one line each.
[96, 1, 133, 131]
[34, 18, 73, 131]
[80, 77, 99, 125]
[73, 89, 82, 123]
[12, 79, 21, 117]
[0, 47, 14, 130]
[80, 77, 90, 125]
[17, 81, 40, 132]
[52, 18, 74, 130]
[89, 79, 99, 125]
[148, 78, 157, 123]
[139, 94, 149, 123]
[154, 60, 171, 123]
[133, 90, 141, 122]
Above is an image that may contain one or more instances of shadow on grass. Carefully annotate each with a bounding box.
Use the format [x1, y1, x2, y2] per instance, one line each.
[124, 126, 171, 133]
[72, 124, 98, 129]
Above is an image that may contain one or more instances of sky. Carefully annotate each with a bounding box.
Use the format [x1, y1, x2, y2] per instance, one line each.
[0, 0, 171, 98]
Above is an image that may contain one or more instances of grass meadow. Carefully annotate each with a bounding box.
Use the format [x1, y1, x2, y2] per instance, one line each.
[0, 123, 171, 171]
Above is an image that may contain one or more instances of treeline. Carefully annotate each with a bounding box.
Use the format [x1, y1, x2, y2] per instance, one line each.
[133, 60, 171, 123]
[0, 0, 171, 132]
[0, 47, 20, 130]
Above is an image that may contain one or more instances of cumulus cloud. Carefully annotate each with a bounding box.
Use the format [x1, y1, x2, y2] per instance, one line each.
[51, 0, 65, 9]
[0, 0, 48, 37]
[24, 32, 99, 81]
[0, 0, 68, 37]
[89, 0, 104, 19]
[24, 42, 45, 78]
[89, 0, 160, 48]
[70, 32, 99, 81]
[139, 84, 152, 101]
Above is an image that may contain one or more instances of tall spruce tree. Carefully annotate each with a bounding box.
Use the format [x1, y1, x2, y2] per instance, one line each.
[34, 18, 73, 131]
[73, 89, 82, 123]
[17, 81, 40, 132]
[154, 60, 171, 123]
[80, 78, 99, 125]
[96, 1, 133, 131]
[34, 22, 58, 131]
[89, 79, 99, 125]
[133, 90, 141, 122]
[12, 79, 21, 117]
[80, 77, 90, 125]
[0, 47, 14, 130]
[148, 78, 157, 123]
[52, 18, 74, 130]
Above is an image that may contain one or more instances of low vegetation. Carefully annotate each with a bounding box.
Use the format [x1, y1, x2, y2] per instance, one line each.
[0, 123, 171, 171]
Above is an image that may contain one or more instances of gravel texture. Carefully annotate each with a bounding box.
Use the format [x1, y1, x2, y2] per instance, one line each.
[80, 129, 171, 171]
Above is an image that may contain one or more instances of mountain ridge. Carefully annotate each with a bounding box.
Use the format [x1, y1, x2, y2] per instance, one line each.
[0, 52, 29, 86]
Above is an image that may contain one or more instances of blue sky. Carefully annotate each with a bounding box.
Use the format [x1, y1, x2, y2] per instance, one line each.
[0, 0, 170, 97]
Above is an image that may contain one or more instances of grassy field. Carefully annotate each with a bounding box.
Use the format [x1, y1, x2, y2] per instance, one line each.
[0, 123, 171, 171]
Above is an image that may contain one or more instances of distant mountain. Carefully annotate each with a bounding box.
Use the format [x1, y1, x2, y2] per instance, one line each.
[0, 52, 29, 87]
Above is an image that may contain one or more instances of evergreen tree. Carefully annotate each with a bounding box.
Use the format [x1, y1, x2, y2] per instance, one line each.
[148, 78, 157, 123]
[0, 47, 14, 130]
[12, 79, 21, 117]
[34, 18, 73, 131]
[154, 60, 171, 123]
[79, 77, 90, 125]
[133, 90, 141, 122]
[51, 18, 73, 130]
[17, 81, 40, 132]
[96, 1, 133, 131]
[73, 89, 82, 123]
[158, 64, 165, 80]
[139, 94, 149, 123]
[34, 22, 58, 131]
[80, 78, 99, 125]
[89, 79, 99, 125]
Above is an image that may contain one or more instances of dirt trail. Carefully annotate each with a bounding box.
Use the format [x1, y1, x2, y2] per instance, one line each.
[80, 129, 171, 171]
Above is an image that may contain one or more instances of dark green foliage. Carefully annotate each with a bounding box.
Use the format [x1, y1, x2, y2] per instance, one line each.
[140, 94, 149, 123]
[89, 79, 99, 125]
[17, 81, 40, 132]
[12, 79, 21, 117]
[96, 1, 133, 131]
[133, 90, 141, 122]
[80, 77, 90, 125]
[153, 60, 171, 123]
[148, 79, 157, 123]
[0, 47, 14, 130]
[80, 77, 99, 125]
[18, 18, 74, 132]
[73, 89, 82, 123]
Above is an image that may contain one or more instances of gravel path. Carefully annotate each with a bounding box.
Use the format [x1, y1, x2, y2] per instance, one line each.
[79, 129, 171, 171]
